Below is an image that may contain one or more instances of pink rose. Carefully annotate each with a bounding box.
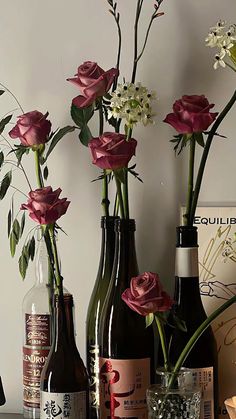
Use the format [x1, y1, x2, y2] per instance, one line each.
[122, 272, 174, 316]
[89, 132, 137, 170]
[67, 61, 119, 108]
[164, 95, 218, 134]
[21, 186, 70, 225]
[9, 111, 52, 147]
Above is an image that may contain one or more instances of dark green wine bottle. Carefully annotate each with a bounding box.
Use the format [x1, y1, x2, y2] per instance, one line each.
[86, 216, 117, 419]
[170, 226, 218, 419]
[99, 219, 154, 419]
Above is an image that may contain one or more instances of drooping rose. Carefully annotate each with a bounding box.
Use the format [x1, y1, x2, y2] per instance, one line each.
[163, 95, 218, 134]
[21, 186, 70, 225]
[122, 272, 174, 316]
[67, 61, 119, 108]
[9, 111, 52, 147]
[89, 132, 137, 170]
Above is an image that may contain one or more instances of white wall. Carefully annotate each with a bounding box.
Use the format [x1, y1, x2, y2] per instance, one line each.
[0, 0, 235, 413]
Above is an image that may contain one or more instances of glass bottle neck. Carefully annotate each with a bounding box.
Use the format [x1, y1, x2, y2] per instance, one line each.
[35, 239, 49, 286]
[114, 221, 139, 285]
[98, 217, 117, 279]
[53, 295, 78, 351]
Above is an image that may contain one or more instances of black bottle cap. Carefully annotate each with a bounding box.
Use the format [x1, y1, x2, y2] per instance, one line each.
[101, 216, 119, 229]
[176, 226, 198, 247]
[115, 218, 136, 232]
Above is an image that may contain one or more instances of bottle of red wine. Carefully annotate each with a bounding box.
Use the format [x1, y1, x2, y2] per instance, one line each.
[86, 216, 117, 419]
[99, 218, 154, 419]
[170, 226, 218, 419]
[40, 293, 89, 419]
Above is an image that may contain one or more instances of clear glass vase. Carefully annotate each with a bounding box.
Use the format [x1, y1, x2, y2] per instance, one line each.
[146, 369, 201, 419]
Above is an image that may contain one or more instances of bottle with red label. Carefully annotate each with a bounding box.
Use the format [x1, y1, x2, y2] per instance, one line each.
[99, 218, 154, 419]
[169, 226, 219, 419]
[40, 293, 89, 419]
[22, 237, 53, 418]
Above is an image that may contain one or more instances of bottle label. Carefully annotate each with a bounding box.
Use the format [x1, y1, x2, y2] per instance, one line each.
[23, 346, 50, 409]
[40, 391, 87, 418]
[99, 357, 150, 419]
[175, 247, 199, 277]
[88, 344, 100, 408]
[25, 313, 51, 346]
[191, 367, 214, 419]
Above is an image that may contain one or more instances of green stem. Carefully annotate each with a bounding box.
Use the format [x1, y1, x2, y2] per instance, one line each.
[189, 89, 236, 225]
[172, 295, 236, 379]
[0, 82, 24, 114]
[226, 62, 236, 72]
[99, 104, 104, 136]
[135, 16, 155, 64]
[34, 149, 44, 189]
[102, 172, 110, 217]
[155, 316, 169, 371]
[48, 225, 62, 293]
[114, 173, 125, 219]
[184, 137, 195, 226]
[131, 0, 143, 83]
[123, 169, 129, 219]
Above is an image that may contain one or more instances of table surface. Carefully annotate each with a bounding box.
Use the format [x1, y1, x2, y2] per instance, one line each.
[0, 415, 22, 418]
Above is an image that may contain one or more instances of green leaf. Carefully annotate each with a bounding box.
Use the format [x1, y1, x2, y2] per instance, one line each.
[0, 115, 12, 135]
[43, 166, 49, 180]
[28, 236, 35, 261]
[0, 151, 4, 169]
[10, 231, 16, 257]
[195, 132, 205, 148]
[79, 125, 93, 146]
[18, 251, 29, 280]
[44, 126, 76, 161]
[7, 209, 11, 237]
[15, 146, 29, 165]
[145, 313, 154, 328]
[0, 171, 12, 200]
[12, 218, 20, 244]
[20, 212, 26, 237]
[71, 103, 94, 128]
[172, 314, 187, 332]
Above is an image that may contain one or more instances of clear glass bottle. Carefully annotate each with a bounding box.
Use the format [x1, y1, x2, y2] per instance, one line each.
[99, 218, 154, 419]
[40, 293, 89, 419]
[86, 216, 117, 419]
[22, 237, 52, 419]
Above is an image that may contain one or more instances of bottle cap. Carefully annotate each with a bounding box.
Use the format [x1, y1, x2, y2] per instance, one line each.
[115, 218, 136, 232]
[176, 226, 198, 247]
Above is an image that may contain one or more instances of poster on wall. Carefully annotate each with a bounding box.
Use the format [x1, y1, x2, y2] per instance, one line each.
[194, 207, 236, 418]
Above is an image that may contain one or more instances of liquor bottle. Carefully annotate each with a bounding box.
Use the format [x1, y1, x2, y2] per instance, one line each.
[170, 226, 218, 419]
[22, 238, 53, 419]
[99, 218, 154, 419]
[40, 293, 89, 419]
[86, 216, 117, 419]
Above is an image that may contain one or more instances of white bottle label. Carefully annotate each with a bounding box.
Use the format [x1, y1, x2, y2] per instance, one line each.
[191, 367, 214, 419]
[175, 247, 199, 277]
[40, 391, 86, 418]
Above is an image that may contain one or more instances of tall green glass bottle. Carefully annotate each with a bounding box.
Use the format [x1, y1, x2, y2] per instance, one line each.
[86, 216, 117, 419]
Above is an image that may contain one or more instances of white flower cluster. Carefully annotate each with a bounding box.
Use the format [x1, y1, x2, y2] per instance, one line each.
[108, 83, 156, 127]
[205, 20, 236, 69]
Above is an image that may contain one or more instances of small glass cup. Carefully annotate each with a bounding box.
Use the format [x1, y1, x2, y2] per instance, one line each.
[146, 368, 201, 419]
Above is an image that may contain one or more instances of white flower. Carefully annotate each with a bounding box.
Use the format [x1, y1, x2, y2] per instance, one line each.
[109, 82, 157, 128]
[213, 53, 226, 69]
[205, 31, 223, 48]
[220, 38, 234, 58]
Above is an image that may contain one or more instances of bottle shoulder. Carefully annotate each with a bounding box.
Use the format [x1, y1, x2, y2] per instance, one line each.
[22, 285, 51, 314]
